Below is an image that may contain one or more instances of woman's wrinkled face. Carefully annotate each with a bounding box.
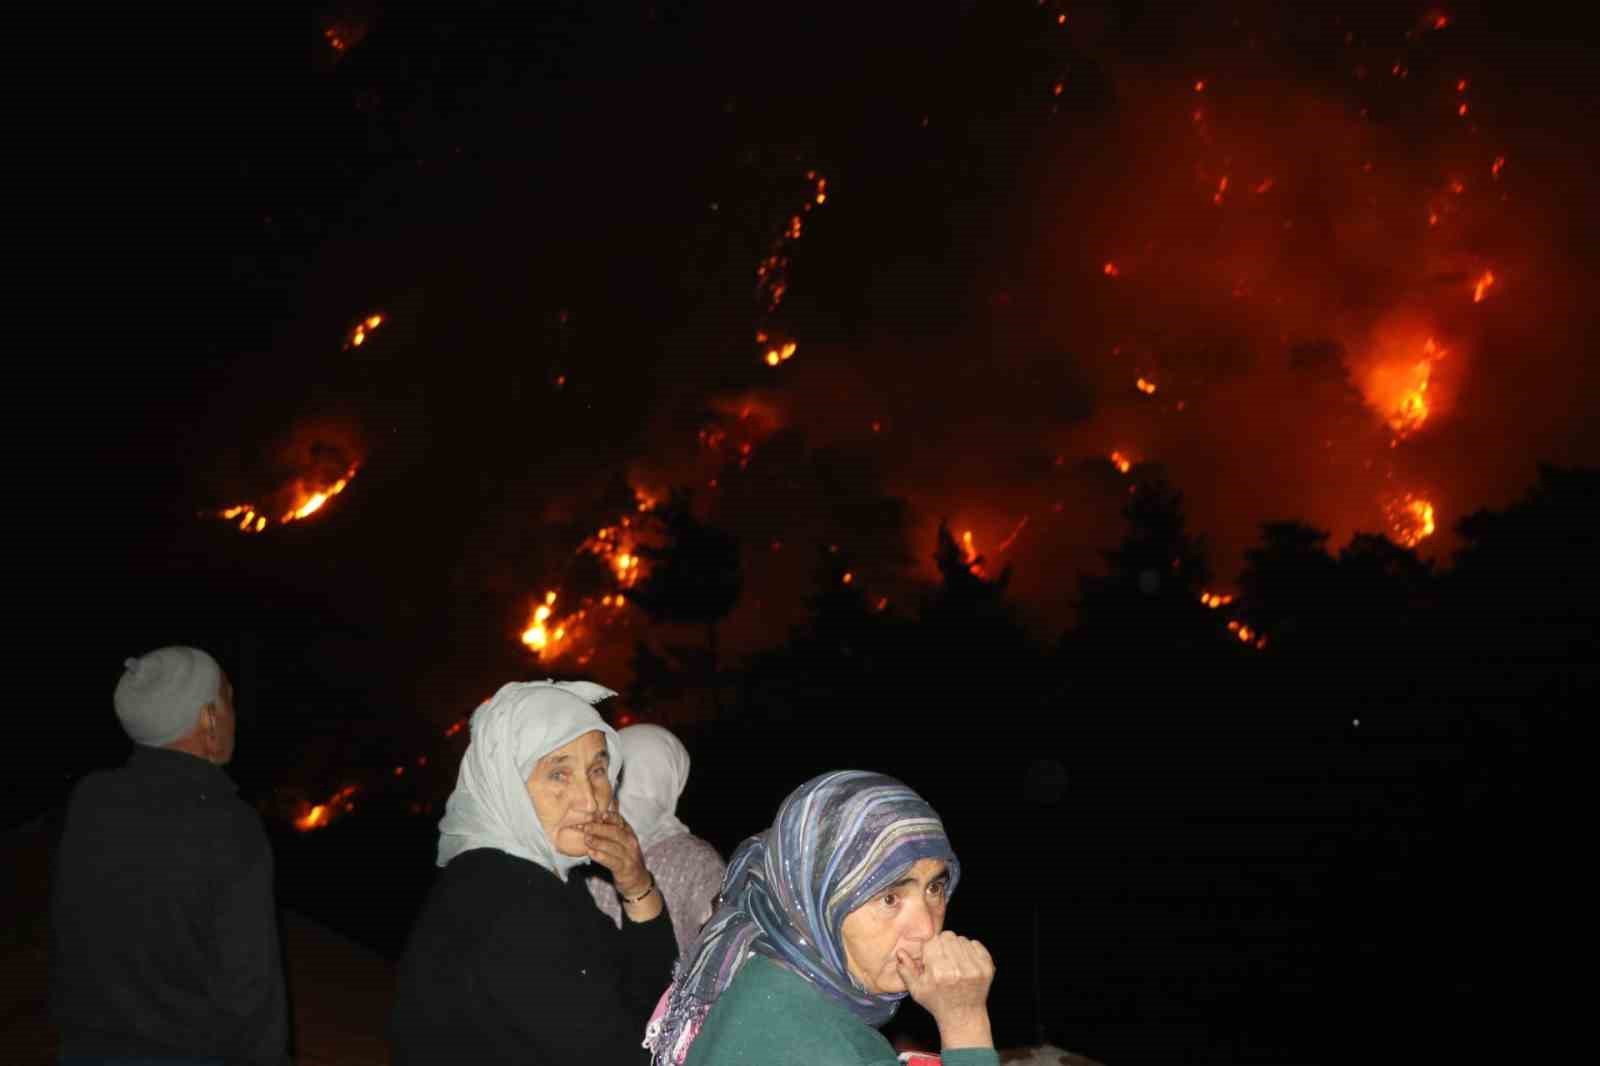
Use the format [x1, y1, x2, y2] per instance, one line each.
[839, 857, 951, 995]
[525, 730, 612, 857]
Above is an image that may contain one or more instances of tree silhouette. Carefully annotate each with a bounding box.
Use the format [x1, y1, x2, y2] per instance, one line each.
[625, 490, 743, 717]
[1236, 521, 1339, 649]
[1073, 478, 1220, 652]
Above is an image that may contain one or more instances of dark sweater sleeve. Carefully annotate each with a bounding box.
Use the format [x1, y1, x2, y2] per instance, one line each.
[211, 830, 290, 1066]
[616, 897, 679, 1020]
[477, 896, 676, 1065]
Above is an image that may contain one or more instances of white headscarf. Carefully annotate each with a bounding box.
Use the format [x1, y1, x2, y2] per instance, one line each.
[436, 679, 620, 878]
[616, 723, 693, 850]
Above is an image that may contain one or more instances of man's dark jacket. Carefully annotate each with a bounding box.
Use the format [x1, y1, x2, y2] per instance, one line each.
[50, 746, 289, 1065]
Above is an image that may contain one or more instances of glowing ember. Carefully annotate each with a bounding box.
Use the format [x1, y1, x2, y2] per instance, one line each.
[1472, 270, 1496, 303]
[754, 171, 827, 364]
[1103, 261, 1121, 278]
[321, 16, 370, 58]
[294, 785, 358, 832]
[1365, 336, 1447, 440]
[520, 489, 657, 662]
[1135, 377, 1157, 395]
[763, 340, 798, 367]
[1491, 155, 1505, 180]
[216, 464, 360, 534]
[995, 516, 1030, 554]
[1109, 450, 1133, 474]
[1386, 494, 1438, 547]
[959, 530, 985, 576]
[1199, 591, 1234, 608]
[345, 313, 384, 350]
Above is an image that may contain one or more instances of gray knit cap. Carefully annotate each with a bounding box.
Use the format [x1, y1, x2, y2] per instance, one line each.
[113, 647, 222, 746]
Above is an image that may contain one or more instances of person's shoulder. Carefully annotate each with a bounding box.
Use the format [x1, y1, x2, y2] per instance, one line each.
[655, 833, 725, 867]
[440, 849, 561, 905]
[718, 957, 840, 1021]
[698, 958, 888, 1064]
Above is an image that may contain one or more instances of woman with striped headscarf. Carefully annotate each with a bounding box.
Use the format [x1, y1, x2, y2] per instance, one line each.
[645, 770, 998, 1066]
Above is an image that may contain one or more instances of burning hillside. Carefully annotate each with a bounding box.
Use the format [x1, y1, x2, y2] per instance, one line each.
[196, 6, 1600, 679]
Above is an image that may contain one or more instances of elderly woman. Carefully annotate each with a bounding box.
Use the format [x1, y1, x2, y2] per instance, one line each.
[646, 770, 998, 1066]
[391, 680, 676, 1065]
[587, 724, 727, 956]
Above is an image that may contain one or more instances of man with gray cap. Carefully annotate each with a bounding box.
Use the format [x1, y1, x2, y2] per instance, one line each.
[50, 646, 290, 1065]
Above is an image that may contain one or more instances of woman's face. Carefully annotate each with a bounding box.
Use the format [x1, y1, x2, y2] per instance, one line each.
[525, 730, 613, 857]
[839, 857, 951, 995]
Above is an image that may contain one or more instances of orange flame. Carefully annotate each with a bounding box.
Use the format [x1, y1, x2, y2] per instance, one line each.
[520, 489, 657, 662]
[294, 785, 359, 832]
[1387, 494, 1437, 548]
[1365, 336, 1447, 440]
[959, 530, 986, 576]
[1472, 270, 1496, 303]
[763, 341, 798, 367]
[345, 313, 384, 350]
[217, 465, 360, 534]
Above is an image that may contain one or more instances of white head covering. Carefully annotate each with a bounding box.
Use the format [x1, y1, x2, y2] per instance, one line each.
[616, 723, 693, 850]
[436, 679, 620, 878]
[113, 647, 223, 747]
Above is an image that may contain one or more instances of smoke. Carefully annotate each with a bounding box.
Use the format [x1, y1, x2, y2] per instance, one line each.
[193, 4, 1600, 681]
[703, 5, 1600, 635]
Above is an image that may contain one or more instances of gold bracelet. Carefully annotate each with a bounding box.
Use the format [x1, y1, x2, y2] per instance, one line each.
[620, 873, 657, 905]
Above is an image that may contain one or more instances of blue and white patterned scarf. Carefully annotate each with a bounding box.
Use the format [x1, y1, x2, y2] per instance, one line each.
[645, 770, 959, 1065]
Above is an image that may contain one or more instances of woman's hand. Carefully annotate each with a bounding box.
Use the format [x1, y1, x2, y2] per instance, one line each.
[897, 931, 995, 1049]
[582, 811, 650, 898]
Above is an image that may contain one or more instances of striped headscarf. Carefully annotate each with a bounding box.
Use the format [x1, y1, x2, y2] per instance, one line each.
[645, 770, 959, 1065]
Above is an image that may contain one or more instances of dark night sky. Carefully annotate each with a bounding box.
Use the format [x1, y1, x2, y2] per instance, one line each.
[21, 1, 1600, 802]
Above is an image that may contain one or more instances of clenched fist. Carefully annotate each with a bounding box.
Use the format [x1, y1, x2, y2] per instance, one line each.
[896, 931, 995, 1049]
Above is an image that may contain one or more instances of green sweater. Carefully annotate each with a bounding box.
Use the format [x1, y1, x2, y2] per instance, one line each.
[683, 956, 1000, 1066]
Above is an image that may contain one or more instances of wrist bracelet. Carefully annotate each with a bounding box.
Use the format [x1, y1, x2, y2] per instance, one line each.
[620, 873, 657, 905]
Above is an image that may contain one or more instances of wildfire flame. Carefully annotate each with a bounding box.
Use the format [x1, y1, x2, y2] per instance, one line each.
[1472, 270, 1496, 303]
[295, 785, 359, 832]
[763, 340, 798, 367]
[960, 530, 985, 576]
[755, 171, 828, 341]
[1386, 494, 1437, 548]
[217, 465, 360, 534]
[1364, 336, 1447, 441]
[345, 313, 384, 350]
[520, 489, 656, 662]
